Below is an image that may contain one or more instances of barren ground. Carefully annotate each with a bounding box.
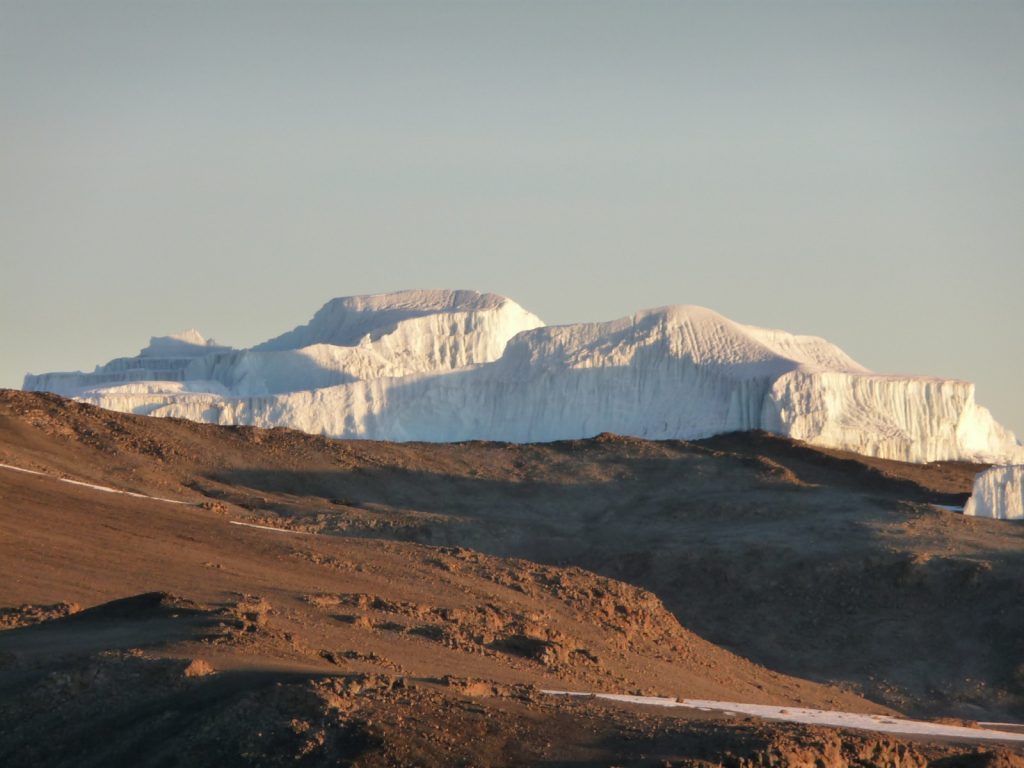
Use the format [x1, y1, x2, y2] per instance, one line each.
[1, 390, 1022, 766]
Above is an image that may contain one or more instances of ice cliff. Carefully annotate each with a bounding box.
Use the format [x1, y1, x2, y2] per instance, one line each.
[22, 289, 1023, 464]
[964, 466, 1024, 520]
[23, 330, 233, 397]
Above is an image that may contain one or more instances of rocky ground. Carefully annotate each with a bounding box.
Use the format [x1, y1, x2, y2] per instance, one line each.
[1, 389, 1023, 766]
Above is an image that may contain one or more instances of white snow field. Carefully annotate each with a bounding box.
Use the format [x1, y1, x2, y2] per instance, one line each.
[964, 465, 1024, 520]
[22, 289, 1024, 464]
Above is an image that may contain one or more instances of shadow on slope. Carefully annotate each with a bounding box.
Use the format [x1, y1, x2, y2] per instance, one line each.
[210, 453, 1024, 721]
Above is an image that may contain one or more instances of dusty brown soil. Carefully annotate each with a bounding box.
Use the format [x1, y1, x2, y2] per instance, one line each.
[1, 389, 1023, 765]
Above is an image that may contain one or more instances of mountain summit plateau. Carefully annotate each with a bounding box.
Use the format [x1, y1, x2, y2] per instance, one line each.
[23, 289, 1023, 464]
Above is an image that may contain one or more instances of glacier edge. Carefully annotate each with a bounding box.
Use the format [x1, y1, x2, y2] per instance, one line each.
[21, 290, 1024, 465]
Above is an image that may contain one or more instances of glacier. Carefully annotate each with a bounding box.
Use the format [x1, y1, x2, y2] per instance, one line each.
[964, 466, 1024, 520]
[23, 329, 233, 397]
[21, 288, 1024, 464]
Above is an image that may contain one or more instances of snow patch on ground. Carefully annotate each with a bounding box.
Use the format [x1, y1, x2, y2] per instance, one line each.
[0, 462, 193, 506]
[541, 690, 1024, 742]
[228, 520, 310, 535]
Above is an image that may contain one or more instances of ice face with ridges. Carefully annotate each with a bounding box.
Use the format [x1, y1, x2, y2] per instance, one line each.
[182, 289, 546, 395]
[22, 330, 233, 397]
[21, 290, 1024, 464]
[761, 371, 1021, 463]
[964, 466, 1024, 520]
[254, 289, 538, 365]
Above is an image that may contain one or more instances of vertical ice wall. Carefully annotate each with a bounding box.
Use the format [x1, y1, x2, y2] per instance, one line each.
[760, 371, 1021, 464]
[964, 466, 1024, 520]
[22, 330, 232, 397]
[21, 292, 1024, 465]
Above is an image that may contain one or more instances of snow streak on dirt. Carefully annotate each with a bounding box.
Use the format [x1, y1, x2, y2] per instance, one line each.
[0, 462, 194, 506]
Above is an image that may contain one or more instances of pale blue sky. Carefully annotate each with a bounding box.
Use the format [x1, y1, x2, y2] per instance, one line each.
[2, 1, 1022, 435]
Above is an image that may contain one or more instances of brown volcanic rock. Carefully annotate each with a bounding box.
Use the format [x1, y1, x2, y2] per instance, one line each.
[0, 601, 80, 629]
[2, 389, 1024, 765]
[3, 388, 1020, 720]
